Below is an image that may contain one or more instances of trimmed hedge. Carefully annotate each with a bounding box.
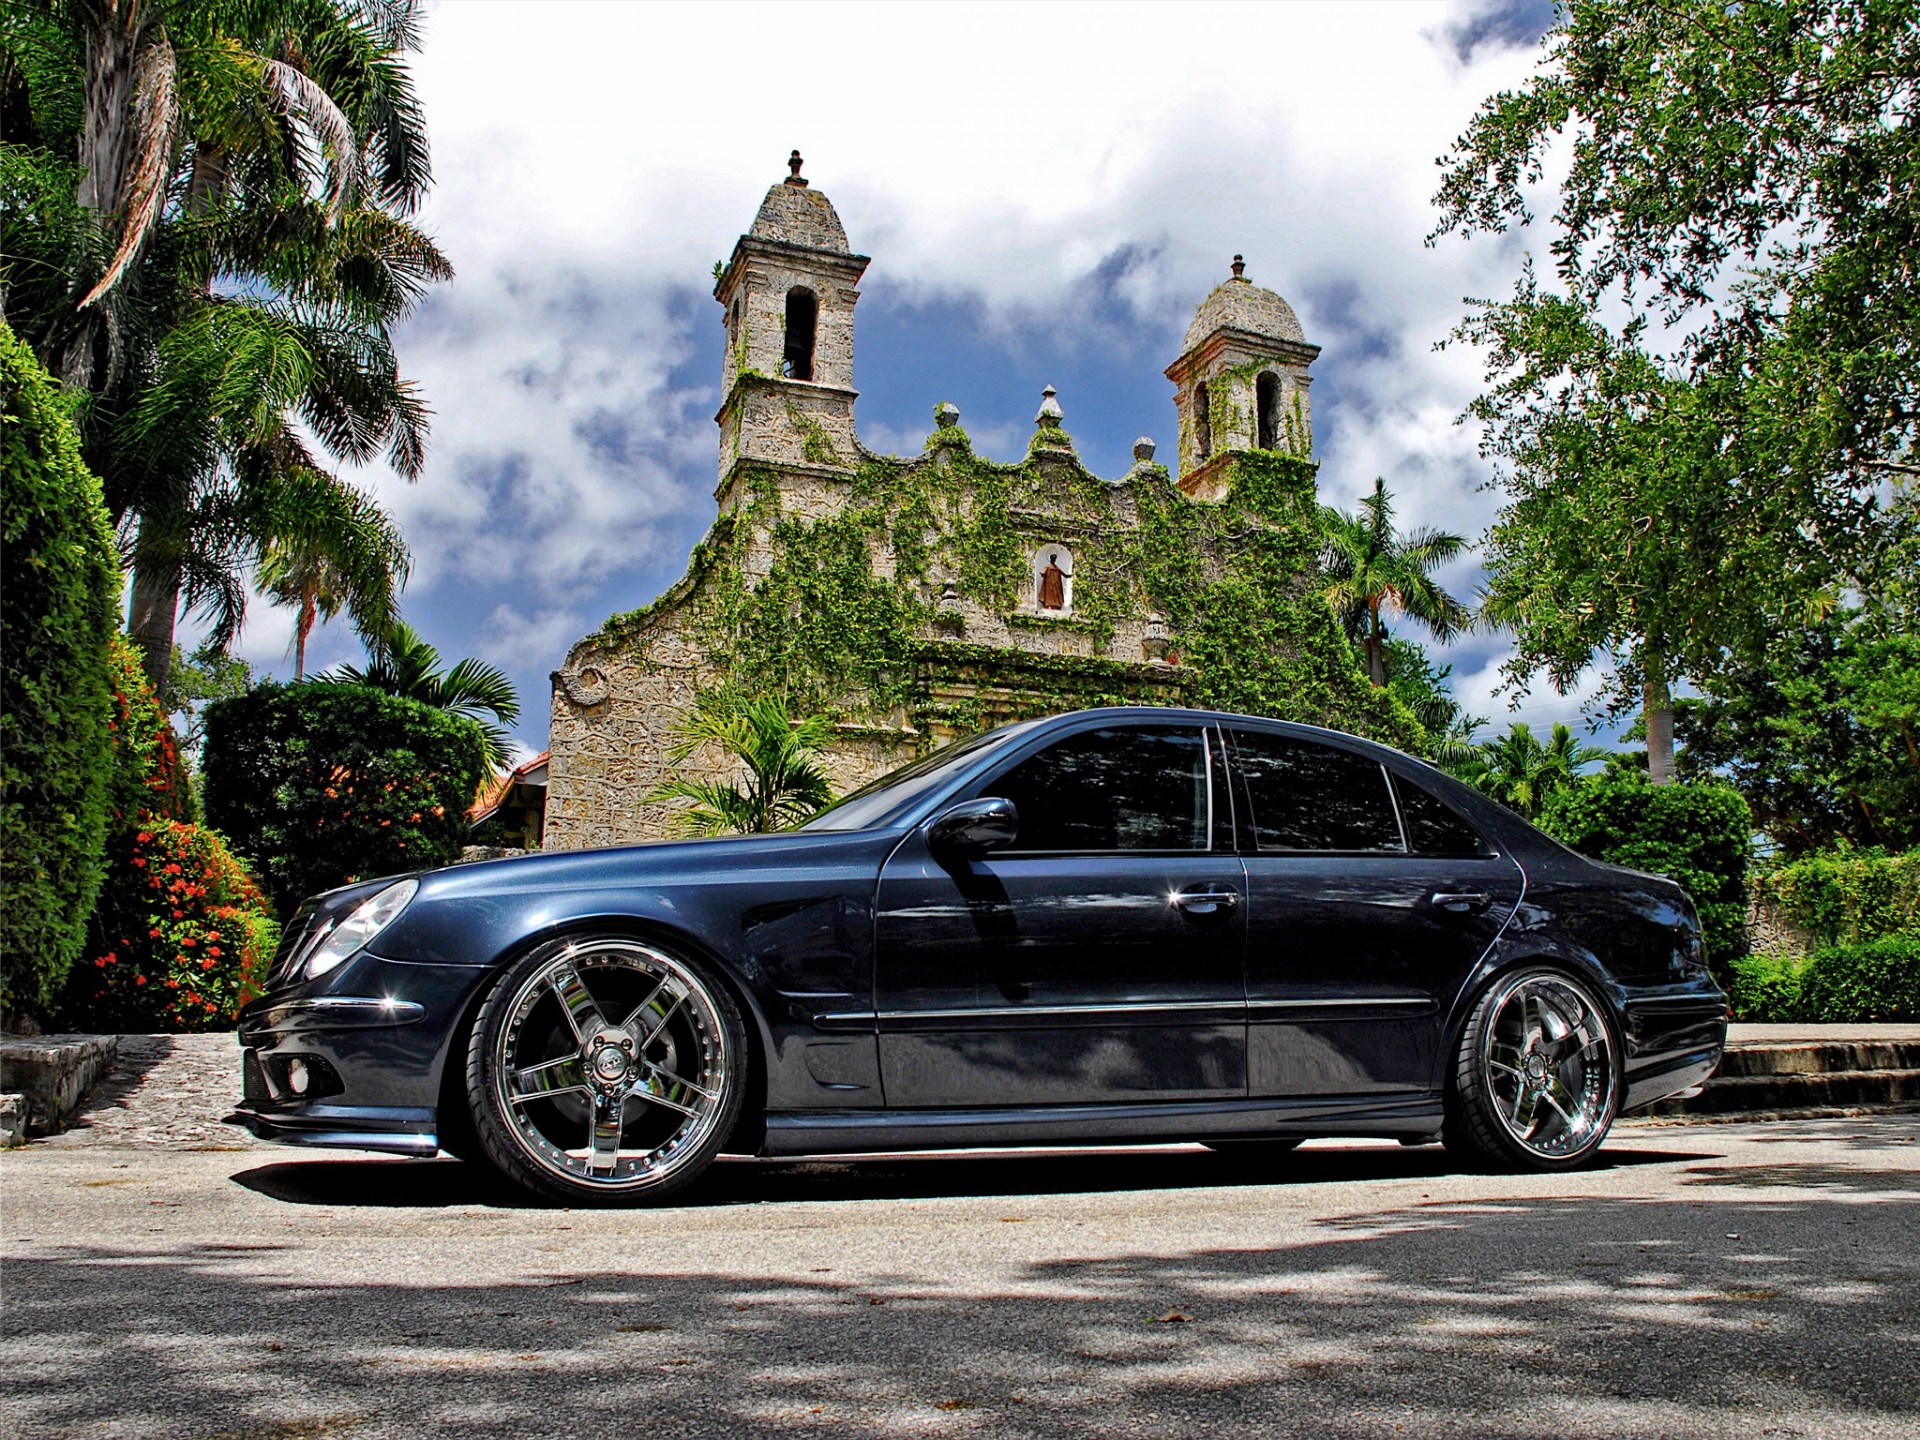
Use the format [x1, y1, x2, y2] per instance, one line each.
[202, 683, 489, 916]
[1729, 937, 1920, 1023]
[0, 324, 121, 1019]
[1540, 773, 1753, 972]
[1750, 848, 1920, 949]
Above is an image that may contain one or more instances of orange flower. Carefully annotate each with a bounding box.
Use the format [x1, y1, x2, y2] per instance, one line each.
[134, 974, 148, 987]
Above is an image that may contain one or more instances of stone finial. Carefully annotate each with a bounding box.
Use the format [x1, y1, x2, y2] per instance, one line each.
[1035, 385, 1064, 428]
[1230, 254, 1246, 280]
[935, 401, 960, 429]
[785, 149, 808, 187]
[1132, 436, 1157, 465]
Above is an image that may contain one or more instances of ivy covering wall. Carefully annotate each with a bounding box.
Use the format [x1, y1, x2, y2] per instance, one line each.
[589, 416, 1420, 751]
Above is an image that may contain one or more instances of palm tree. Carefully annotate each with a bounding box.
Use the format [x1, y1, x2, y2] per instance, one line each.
[256, 474, 408, 678]
[320, 622, 521, 773]
[646, 692, 836, 837]
[1, 0, 443, 697]
[1455, 721, 1608, 820]
[1320, 478, 1474, 687]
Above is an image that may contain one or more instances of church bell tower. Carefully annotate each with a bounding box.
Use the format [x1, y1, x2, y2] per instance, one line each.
[712, 152, 869, 499]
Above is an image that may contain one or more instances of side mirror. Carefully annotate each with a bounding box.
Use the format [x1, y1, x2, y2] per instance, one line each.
[927, 796, 1019, 859]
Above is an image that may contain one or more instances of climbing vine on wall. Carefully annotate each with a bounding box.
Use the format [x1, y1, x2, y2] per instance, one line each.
[590, 410, 1422, 752]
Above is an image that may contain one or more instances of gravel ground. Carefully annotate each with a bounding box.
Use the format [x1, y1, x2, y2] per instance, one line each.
[2, 1034, 1917, 1439]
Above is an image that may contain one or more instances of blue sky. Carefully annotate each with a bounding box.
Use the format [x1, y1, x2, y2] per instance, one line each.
[205, 0, 1622, 758]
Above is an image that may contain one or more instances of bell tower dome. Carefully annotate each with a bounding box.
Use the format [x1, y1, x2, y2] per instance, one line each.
[713, 152, 870, 495]
[1165, 255, 1320, 498]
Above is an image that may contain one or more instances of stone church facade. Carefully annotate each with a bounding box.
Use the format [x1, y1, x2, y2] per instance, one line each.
[545, 157, 1405, 850]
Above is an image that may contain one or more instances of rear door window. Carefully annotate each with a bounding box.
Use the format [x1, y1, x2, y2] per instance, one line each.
[1392, 776, 1493, 857]
[1228, 729, 1403, 853]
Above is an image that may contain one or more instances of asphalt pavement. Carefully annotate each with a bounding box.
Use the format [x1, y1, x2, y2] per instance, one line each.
[4, 1110, 1918, 1439]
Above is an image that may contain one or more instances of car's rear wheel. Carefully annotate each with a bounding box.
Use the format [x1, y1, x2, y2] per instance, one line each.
[465, 935, 745, 1205]
[1444, 966, 1620, 1172]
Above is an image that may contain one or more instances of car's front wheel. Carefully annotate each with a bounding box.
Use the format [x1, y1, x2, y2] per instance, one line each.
[1444, 966, 1620, 1172]
[465, 934, 746, 1205]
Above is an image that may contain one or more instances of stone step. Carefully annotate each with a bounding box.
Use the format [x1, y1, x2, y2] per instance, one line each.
[1716, 1040, 1920, 1078]
[1644, 1050, 1920, 1119]
[0, 1035, 121, 1140]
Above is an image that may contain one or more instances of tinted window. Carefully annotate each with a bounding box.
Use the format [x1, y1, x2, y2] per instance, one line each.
[1393, 777, 1492, 857]
[982, 726, 1210, 852]
[1230, 730, 1402, 852]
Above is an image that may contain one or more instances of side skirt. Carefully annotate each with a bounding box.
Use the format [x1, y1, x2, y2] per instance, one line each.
[761, 1092, 1444, 1157]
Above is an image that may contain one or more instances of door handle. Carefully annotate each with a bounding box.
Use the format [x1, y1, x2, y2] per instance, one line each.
[1172, 886, 1240, 918]
[1430, 891, 1491, 913]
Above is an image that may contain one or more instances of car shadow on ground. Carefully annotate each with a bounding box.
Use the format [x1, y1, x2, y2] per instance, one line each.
[229, 1139, 1723, 1211]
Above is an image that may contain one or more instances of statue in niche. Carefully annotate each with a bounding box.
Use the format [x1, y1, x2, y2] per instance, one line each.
[1038, 552, 1067, 611]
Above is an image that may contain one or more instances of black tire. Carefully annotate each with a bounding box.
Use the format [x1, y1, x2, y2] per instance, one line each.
[465, 934, 747, 1205]
[1443, 966, 1621, 1172]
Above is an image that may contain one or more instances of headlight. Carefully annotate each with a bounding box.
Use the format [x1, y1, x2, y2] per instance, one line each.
[304, 879, 418, 978]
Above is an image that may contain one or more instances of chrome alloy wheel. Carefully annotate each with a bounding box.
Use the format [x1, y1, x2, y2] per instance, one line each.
[491, 939, 731, 1190]
[1479, 971, 1617, 1160]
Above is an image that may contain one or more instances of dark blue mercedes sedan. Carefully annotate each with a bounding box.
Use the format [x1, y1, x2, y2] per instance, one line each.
[232, 707, 1728, 1204]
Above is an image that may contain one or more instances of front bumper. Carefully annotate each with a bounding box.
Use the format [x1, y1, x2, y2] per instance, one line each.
[228, 953, 487, 1158]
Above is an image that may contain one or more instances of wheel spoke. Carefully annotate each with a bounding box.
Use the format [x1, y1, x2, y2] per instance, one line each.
[547, 961, 605, 1044]
[636, 983, 689, 1049]
[649, 1065, 719, 1105]
[512, 1055, 586, 1100]
[507, 1083, 590, 1108]
[627, 1070, 702, 1119]
[618, 976, 671, 1034]
[1508, 1081, 1540, 1135]
[1550, 1017, 1600, 1065]
[588, 1094, 624, 1174]
[1540, 1076, 1581, 1129]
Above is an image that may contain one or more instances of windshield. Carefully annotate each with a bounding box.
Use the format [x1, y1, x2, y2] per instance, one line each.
[800, 720, 1040, 832]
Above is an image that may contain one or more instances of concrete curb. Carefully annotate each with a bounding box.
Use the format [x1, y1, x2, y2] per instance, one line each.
[0, 1034, 120, 1143]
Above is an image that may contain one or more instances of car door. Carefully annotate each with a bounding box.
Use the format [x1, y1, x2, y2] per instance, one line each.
[873, 720, 1247, 1108]
[1225, 727, 1523, 1097]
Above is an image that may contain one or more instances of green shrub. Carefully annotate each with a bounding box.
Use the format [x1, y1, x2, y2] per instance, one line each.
[1751, 848, 1920, 948]
[1727, 950, 1808, 1022]
[1729, 938, 1920, 1023]
[0, 324, 121, 1019]
[1798, 936, 1920, 1023]
[1540, 773, 1753, 972]
[57, 820, 278, 1032]
[202, 682, 489, 916]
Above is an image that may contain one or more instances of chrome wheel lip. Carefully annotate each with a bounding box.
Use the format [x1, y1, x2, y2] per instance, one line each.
[493, 939, 730, 1190]
[1480, 971, 1617, 1160]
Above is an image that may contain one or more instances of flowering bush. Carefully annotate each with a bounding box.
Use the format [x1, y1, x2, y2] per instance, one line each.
[104, 632, 190, 826]
[61, 820, 278, 1032]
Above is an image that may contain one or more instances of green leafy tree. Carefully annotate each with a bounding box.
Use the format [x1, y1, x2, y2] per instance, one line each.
[1677, 613, 1920, 853]
[1318, 478, 1472, 687]
[1431, 0, 1919, 782]
[1455, 720, 1608, 821]
[163, 641, 255, 760]
[646, 692, 836, 837]
[319, 621, 520, 773]
[1, 0, 444, 696]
